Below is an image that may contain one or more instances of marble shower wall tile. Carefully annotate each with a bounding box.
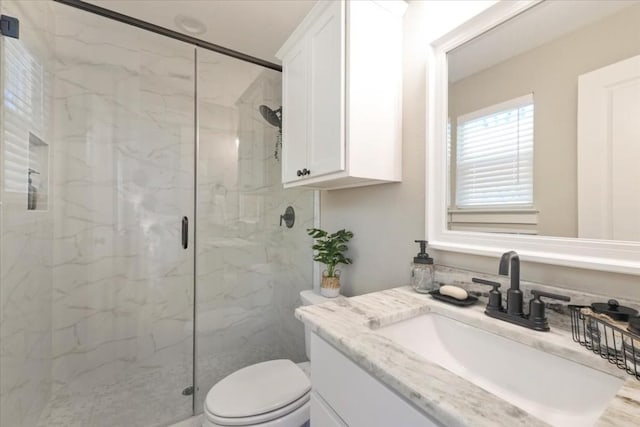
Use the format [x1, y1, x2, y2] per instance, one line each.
[194, 52, 314, 411]
[0, 1, 56, 426]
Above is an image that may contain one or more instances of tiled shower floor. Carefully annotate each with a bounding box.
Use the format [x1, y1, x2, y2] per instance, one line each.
[169, 415, 203, 427]
[36, 362, 311, 427]
[36, 365, 193, 427]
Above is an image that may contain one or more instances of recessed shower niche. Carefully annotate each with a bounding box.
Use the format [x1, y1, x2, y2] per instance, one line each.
[27, 132, 48, 211]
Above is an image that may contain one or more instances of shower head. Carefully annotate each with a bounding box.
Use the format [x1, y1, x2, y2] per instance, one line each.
[259, 105, 282, 130]
[259, 105, 283, 161]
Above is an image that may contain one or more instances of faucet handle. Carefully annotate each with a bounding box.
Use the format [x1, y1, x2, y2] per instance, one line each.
[530, 289, 571, 302]
[472, 278, 502, 311]
[472, 277, 501, 287]
[528, 289, 571, 331]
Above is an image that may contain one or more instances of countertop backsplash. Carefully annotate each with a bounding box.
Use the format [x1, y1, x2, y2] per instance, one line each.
[434, 265, 640, 333]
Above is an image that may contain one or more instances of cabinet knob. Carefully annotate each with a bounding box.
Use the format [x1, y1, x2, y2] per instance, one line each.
[297, 169, 302, 177]
[302, 168, 310, 176]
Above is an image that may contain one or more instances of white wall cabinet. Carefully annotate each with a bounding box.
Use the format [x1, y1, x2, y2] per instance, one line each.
[277, 0, 406, 190]
[310, 333, 439, 426]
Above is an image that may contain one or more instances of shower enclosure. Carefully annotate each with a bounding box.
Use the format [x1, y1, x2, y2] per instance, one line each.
[0, 1, 314, 426]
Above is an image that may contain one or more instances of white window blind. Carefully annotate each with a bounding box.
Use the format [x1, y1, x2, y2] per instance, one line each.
[455, 94, 534, 208]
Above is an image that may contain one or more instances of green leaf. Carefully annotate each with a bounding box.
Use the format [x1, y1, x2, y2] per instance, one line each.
[308, 227, 354, 268]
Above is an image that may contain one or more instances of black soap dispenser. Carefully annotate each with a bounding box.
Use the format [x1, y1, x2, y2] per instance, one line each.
[410, 240, 435, 293]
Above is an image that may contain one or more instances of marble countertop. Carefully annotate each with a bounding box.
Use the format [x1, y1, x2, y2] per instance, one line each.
[295, 286, 640, 427]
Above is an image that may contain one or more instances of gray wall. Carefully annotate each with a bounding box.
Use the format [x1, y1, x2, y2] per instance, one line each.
[320, 0, 640, 302]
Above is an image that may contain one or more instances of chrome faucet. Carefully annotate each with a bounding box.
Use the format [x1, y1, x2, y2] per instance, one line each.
[472, 251, 571, 331]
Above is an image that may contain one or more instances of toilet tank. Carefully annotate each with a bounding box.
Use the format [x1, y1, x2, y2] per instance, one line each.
[299, 290, 336, 359]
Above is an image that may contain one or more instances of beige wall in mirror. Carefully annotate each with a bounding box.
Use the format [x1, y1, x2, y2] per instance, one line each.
[447, 1, 640, 240]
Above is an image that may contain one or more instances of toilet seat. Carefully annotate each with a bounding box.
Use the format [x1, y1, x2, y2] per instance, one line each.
[204, 359, 311, 426]
[204, 392, 310, 426]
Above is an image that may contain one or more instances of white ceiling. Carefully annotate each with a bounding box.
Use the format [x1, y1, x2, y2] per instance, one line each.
[86, 0, 317, 65]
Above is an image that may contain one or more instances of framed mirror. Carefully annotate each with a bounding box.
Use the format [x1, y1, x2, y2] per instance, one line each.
[427, 0, 640, 274]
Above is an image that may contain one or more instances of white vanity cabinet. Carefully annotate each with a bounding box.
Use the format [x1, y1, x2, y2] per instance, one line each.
[310, 333, 438, 427]
[276, 0, 405, 190]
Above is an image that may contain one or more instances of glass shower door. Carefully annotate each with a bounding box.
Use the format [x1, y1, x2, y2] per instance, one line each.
[48, 5, 196, 426]
[1, 1, 196, 426]
[194, 48, 315, 412]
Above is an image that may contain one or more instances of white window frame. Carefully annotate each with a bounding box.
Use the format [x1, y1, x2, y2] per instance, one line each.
[454, 93, 534, 209]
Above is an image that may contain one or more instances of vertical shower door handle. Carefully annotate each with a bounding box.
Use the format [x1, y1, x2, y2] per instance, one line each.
[182, 216, 188, 249]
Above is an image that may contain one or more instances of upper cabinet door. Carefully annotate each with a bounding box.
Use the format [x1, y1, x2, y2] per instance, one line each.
[308, 0, 345, 178]
[281, 38, 309, 184]
[277, 0, 405, 189]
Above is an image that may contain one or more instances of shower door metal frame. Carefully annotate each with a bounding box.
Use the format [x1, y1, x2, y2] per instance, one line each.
[191, 47, 199, 414]
[52, 0, 282, 72]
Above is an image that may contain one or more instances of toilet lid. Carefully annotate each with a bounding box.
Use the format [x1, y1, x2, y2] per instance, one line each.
[205, 359, 311, 419]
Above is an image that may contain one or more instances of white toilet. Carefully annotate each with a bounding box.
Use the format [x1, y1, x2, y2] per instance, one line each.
[203, 290, 331, 427]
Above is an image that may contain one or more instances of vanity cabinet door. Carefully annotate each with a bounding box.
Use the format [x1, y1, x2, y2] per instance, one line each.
[310, 392, 348, 427]
[311, 333, 438, 427]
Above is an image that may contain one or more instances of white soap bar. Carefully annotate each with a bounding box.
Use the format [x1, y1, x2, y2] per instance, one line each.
[439, 285, 468, 300]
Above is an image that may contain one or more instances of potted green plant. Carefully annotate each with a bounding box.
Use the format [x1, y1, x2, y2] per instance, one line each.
[307, 228, 354, 297]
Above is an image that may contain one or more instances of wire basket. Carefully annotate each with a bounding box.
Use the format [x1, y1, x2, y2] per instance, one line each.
[569, 305, 640, 380]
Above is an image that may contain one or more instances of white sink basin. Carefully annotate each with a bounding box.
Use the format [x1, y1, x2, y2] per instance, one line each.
[376, 313, 623, 427]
